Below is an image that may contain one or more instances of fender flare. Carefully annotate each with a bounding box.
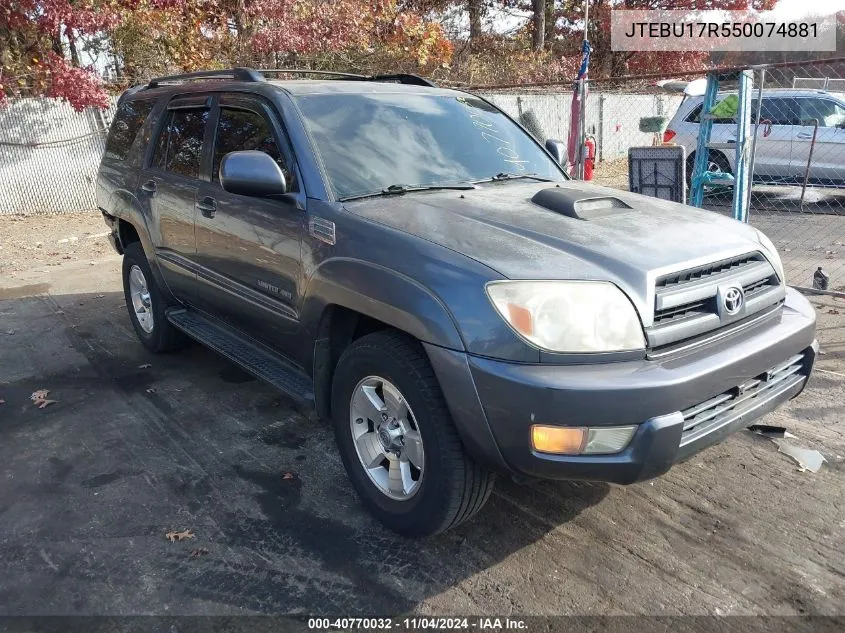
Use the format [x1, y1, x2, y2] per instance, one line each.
[300, 258, 466, 352]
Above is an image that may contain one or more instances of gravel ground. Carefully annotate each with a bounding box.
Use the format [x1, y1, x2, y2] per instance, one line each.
[0, 211, 843, 622]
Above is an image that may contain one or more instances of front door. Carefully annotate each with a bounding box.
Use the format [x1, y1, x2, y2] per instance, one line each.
[193, 94, 305, 350]
[790, 96, 845, 185]
[138, 96, 212, 301]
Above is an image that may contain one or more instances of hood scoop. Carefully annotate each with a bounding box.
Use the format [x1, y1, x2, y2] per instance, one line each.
[531, 187, 633, 220]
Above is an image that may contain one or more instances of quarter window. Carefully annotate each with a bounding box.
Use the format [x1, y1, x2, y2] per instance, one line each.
[104, 99, 154, 161]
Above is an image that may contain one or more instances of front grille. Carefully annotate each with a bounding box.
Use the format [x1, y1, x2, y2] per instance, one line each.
[647, 252, 785, 351]
[681, 353, 806, 443]
[657, 253, 762, 288]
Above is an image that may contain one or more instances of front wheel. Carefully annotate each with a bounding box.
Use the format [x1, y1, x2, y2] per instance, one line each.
[331, 331, 495, 537]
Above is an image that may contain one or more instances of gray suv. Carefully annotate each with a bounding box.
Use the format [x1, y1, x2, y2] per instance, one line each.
[97, 68, 817, 537]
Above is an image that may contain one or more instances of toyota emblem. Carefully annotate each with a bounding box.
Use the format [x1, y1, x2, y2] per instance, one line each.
[723, 286, 744, 315]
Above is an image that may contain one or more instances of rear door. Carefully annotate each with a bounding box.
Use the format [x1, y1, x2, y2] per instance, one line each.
[751, 96, 797, 180]
[193, 93, 305, 349]
[790, 96, 845, 185]
[138, 95, 213, 301]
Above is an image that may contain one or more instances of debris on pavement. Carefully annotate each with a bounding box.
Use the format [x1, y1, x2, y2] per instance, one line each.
[190, 548, 209, 558]
[747, 424, 796, 439]
[166, 529, 195, 542]
[0, 399, 5, 405]
[138, 364, 152, 369]
[6, 329, 15, 335]
[773, 440, 826, 473]
[145, 387, 156, 393]
[282, 471, 296, 480]
[30, 389, 56, 409]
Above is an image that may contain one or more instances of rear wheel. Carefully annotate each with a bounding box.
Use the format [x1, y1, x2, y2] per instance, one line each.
[122, 242, 186, 353]
[686, 150, 732, 193]
[331, 331, 495, 537]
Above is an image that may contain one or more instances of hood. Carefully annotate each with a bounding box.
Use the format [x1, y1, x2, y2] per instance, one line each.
[342, 180, 770, 324]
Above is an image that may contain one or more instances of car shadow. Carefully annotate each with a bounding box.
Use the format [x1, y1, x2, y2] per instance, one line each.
[0, 290, 609, 616]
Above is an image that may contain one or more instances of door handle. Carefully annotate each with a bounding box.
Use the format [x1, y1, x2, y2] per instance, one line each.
[141, 180, 157, 194]
[196, 197, 217, 218]
[797, 132, 814, 139]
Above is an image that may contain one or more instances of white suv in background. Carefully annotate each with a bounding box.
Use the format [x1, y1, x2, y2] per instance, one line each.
[664, 89, 845, 187]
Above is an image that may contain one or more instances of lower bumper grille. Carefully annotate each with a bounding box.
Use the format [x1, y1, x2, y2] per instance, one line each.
[680, 353, 807, 443]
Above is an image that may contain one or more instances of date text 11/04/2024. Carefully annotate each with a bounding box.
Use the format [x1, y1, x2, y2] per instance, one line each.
[307, 617, 528, 630]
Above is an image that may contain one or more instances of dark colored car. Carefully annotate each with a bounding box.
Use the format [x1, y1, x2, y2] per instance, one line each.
[97, 68, 817, 537]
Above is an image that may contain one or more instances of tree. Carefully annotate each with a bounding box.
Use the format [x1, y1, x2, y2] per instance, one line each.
[0, 0, 121, 109]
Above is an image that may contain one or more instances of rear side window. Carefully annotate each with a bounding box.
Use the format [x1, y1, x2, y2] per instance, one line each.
[685, 102, 735, 124]
[104, 99, 154, 161]
[151, 108, 210, 178]
[755, 98, 799, 126]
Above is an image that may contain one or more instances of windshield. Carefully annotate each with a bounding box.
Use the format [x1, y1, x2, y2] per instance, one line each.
[293, 92, 566, 199]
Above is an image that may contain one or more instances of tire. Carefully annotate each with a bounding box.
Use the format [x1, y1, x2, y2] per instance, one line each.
[686, 150, 732, 191]
[122, 241, 186, 353]
[331, 330, 495, 537]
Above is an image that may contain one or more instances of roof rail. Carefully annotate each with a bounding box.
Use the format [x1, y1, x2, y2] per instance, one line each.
[260, 68, 437, 87]
[145, 67, 438, 89]
[147, 67, 264, 88]
[258, 68, 369, 80]
[371, 73, 437, 87]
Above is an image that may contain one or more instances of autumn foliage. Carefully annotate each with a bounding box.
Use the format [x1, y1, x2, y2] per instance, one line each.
[0, 0, 794, 111]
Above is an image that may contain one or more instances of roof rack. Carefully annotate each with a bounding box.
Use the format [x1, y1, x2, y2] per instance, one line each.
[147, 68, 264, 88]
[145, 67, 438, 89]
[258, 68, 438, 87]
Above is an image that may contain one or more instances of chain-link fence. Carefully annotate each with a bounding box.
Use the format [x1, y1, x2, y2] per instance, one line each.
[0, 97, 117, 215]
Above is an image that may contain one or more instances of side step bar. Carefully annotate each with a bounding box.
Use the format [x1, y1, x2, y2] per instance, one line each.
[166, 308, 315, 406]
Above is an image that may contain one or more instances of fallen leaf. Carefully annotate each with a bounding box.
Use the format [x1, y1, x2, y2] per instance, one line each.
[95, 294, 104, 299]
[281, 471, 296, 480]
[190, 548, 209, 558]
[138, 363, 152, 369]
[166, 529, 195, 542]
[5, 329, 14, 335]
[37, 399, 56, 409]
[31, 389, 50, 401]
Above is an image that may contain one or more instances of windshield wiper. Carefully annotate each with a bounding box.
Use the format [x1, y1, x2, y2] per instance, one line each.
[339, 183, 477, 202]
[474, 172, 555, 183]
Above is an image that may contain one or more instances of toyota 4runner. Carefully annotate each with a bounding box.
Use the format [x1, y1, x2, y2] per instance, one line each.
[97, 68, 817, 537]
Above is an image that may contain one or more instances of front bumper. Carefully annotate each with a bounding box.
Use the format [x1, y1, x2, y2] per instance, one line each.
[427, 287, 817, 485]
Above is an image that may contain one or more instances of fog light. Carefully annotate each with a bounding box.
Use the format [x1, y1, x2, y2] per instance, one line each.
[583, 426, 637, 454]
[531, 425, 586, 455]
[531, 425, 636, 455]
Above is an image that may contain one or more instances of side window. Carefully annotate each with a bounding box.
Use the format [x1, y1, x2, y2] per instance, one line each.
[685, 103, 703, 123]
[104, 99, 154, 161]
[150, 108, 210, 178]
[757, 98, 798, 126]
[213, 107, 296, 190]
[685, 101, 734, 124]
[797, 98, 845, 128]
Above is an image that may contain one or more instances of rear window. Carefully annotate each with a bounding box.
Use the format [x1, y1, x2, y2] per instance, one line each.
[104, 99, 155, 161]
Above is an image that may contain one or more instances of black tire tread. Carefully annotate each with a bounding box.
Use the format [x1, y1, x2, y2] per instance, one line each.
[334, 330, 494, 535]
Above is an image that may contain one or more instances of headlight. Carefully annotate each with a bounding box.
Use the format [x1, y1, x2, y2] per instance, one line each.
[486, 281, 645, 353]
[755, 229, 785, 283]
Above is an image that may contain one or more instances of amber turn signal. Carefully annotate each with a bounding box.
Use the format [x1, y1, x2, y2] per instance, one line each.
[531, 425, 586, 455]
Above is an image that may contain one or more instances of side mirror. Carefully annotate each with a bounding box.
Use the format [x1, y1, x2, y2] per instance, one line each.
[545, 139, 566, 166]
[220, 150, 287, 197]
